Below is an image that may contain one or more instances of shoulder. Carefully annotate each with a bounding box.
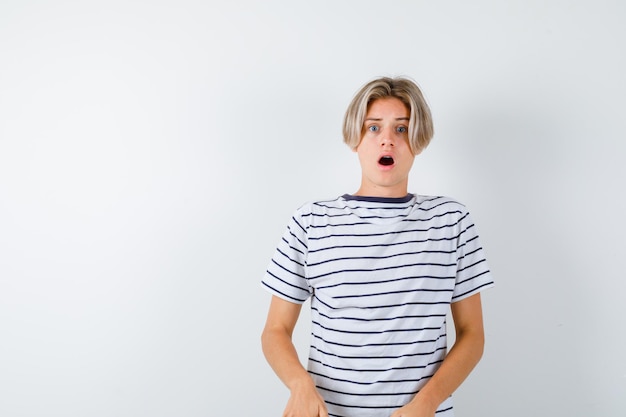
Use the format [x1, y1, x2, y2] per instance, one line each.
[298, 195, 345, 211]
[414, 194, 469, 214]
[409, 195, 476, 233]
[290, 196, 346, 227]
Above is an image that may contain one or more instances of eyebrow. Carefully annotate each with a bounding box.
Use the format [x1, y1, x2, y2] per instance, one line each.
[364, 117, 410, 121]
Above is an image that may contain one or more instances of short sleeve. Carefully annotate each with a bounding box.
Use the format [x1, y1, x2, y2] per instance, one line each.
[261, 207, 313, 304]
[452, 208, 494, 302]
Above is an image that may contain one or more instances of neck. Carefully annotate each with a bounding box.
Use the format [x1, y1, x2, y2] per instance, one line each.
[353, 186, 409, 198]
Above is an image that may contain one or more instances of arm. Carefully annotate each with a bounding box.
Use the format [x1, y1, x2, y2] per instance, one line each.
[391, 293, 486, 417]
[261, 295, 328, 417]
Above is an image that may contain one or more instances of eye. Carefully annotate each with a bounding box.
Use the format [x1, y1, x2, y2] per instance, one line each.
[368, 125, 379, 132]
[396, 126, 407, 133]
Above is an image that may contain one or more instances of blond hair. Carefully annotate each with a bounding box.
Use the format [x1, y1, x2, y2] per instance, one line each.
[342, 77, 434, 154]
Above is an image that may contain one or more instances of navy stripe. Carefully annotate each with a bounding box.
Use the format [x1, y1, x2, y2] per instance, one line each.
[309, 368, 436, 386]
[314, 294, 450, 311]
[317, 274, 455, 291]
[457, 258, 487, 274]
[309, 235, 460, 254]
[457, 245, 483, 262]
[311, 344, 446, 361]
[452, 279, 494, 301]
[313, 319, 443, 335]
[275, 247, 305, 268]
[280, 237, 305, 256]
[311, 333, 441, 349]
[264, 270, 309, 294]
[307, 249, 456, 268]
[285, 227, 307, 250]
[312, 307, 447, 322]
[331, 287, 453, 300]
[260, 281, 308, 303]
[310, 356, 443, 373]
[308, 223, 464, 241]
[307, 261, 457, 281]
[291, 216, 307, 234]
[317, 383, 418, 397]
[270, 258, 305, 279]
[305, 209, 464, 226]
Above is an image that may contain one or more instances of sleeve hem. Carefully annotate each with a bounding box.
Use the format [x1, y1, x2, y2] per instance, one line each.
[260, 281, 309, 304]
[451, 281, 494, 303]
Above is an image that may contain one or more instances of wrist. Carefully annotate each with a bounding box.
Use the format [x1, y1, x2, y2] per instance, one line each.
[287, 373, 316, 392]
[410, 392, 439, 415]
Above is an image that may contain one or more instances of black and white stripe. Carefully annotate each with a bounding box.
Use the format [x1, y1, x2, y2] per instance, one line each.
[262, 194, 494, 417]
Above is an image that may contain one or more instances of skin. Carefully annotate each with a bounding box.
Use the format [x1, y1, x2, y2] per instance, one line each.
[353, 97, 420, 198]
[261, 296, 328, 417]
[388, 293, 485, 417]
[261, 97, 487, 417]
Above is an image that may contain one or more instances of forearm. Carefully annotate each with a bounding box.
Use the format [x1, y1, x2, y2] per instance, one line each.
[261, 326, 315, 391]
[262, 296, 328, 417]
[411, 328, 484, 413]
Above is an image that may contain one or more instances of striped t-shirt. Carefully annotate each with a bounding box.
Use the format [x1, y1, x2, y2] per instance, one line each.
[262, 194, 494, 417]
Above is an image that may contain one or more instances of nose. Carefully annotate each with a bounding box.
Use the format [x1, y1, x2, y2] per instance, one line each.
[380, 127, 395, 147]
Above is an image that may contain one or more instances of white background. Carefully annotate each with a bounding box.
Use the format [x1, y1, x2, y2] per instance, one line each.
[1, 1, 625, 416]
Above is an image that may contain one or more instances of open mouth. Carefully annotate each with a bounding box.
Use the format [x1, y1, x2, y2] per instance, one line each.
[379, 156, 394, 166]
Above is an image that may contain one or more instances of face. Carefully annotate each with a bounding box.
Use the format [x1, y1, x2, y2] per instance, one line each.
[354, 97, 418, 197]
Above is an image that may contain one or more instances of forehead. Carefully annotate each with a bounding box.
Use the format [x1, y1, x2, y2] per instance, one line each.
[366, 97, 409, 117]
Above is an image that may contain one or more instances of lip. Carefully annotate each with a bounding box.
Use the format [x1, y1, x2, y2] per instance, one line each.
[377, 153, 395, 169]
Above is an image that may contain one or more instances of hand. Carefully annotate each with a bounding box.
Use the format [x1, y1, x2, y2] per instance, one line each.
[389, 396, 436, 417]
[282, 379, 328, 417]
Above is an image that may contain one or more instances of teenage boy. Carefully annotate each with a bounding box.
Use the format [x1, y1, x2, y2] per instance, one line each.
[261, 77, 494, 417]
